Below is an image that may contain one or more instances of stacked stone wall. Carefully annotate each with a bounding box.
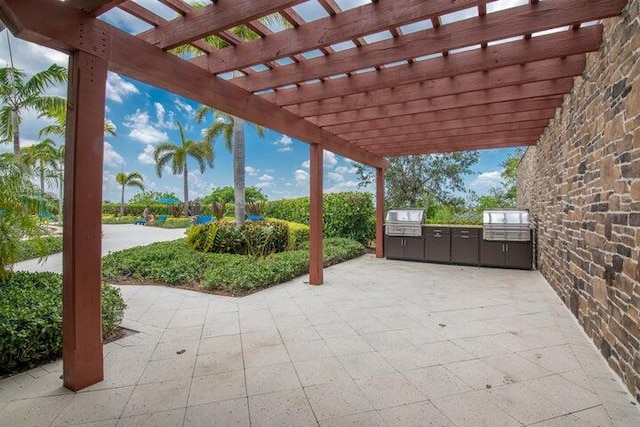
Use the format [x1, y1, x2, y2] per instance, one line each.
[517, 0, 640, 399]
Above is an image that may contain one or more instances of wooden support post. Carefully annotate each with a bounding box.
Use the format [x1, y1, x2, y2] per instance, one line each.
[309, 143, 323, 285]
[376, 167, 385, 258]
[62, 50, 107, 391]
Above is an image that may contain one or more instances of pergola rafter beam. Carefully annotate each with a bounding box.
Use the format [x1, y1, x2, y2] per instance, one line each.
[311, 79, 575, 127]
[231, 0, 623, 92]
[139, 0, 304, 49]
[286, 56, 586, 117]
[0, 0, 387, 168]
[66, 0, 125, 15]
[325, 98, 564, 134]
[375, 137, 539, 156]
[202, 0, 489, 74]
[253, 27, 601, 103]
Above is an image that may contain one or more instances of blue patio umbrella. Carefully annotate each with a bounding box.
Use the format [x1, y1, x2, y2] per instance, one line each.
[154, 196, 181, 204]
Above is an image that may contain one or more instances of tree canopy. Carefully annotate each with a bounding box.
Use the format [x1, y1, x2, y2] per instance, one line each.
[200, 186, 268, 205]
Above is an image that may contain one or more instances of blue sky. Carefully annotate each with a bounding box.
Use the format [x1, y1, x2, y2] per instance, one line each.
[0, 0, 532, 203]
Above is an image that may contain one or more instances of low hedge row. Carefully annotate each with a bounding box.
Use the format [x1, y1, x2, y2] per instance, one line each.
[16, 236, 63, 263]
[102, 237, 365, 294]
[0, 272, 126, 374]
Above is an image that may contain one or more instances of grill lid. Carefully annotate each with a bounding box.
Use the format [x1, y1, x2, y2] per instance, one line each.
[482, 209, 529, 226]
[386, 208, 425, 224]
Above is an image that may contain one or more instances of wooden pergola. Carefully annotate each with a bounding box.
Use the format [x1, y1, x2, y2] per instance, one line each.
[0, 0, 627, 390]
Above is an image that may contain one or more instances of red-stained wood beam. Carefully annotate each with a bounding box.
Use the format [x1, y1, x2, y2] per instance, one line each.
[309, 144, 323, 285]
[253, 27, 601, 102]
[286, 56, 585, 117]
[233, 0, 624, 91]
[139, 0, 303, 49]
[62, 50, 107, 391]
[376, 167, 384, 258]
[156, 0, 190, 15]
[66, 0, 125, 14]
[119, 1, 164, 26]
[204, 0, 489, 74]
[354, 122, 549, 146]
[372, 134, 539, 156]
[342, 112, 557, 141]
[0, 0, 387, 169]
[311, 79, 574, 126]
[325, 98, 563, 134]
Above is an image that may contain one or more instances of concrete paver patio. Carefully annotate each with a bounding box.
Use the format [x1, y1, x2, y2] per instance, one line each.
[2, 255, 639, 426]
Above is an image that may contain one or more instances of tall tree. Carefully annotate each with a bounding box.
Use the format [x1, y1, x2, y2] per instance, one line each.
[38, 109, 116, 138]
[21, 138, 59, 201]
[500, 148, 524, 201]
[0, 64, 67, 157]
[153, 122, 214, 216]
[353, 152, 479, 208]
[115, 172, 145, 216]
[195, 107, 265, 225]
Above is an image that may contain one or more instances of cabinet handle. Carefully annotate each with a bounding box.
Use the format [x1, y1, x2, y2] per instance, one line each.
[460, 235, 469, 239]
[502, 243, 505, 252]
[461, 230, 469, 234]
[506, 243, 509, 252]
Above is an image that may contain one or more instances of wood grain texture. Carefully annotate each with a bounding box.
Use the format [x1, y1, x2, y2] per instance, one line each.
[376, 167, 384, 258]
[309, 144, 323, 285]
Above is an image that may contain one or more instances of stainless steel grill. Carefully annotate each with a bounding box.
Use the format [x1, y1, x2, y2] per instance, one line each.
[482, 209, 530, 241]
[385, 208, 425, 237]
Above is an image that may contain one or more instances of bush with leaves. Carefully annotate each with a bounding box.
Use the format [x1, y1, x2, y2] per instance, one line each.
[0, 272, 125, 374]
[264, 192, 375, 245]
[17, 236, 63, 262]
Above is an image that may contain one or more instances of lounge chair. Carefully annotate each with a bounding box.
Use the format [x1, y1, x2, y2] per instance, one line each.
[155, 215, 167, 223]
[197, 215, 212, 224]
[133, 218, 147, 225]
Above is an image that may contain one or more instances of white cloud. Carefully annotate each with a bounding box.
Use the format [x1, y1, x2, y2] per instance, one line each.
[259, 174, 274, 182]
[324, 151, 338, 167]
[103, 142, 124, 167]
[124, 109, 168, 144]
[106, 72, 139, 103]
[256, 182, 272, 188]
[154, 102, 176, 129]
[335, 166, 350, 174]
[301, 160, 310, 169]
[326, 180, 358, 193]
[294, 169, 309, 185]
[273, 135, 293, 152]
[327, 172, 344, 182]
[105, 119, 117, 135]
[469, 171, 503, 194]
[245, 166, 257, 176]
[137, 144, 155, 165]
[174, 99, 194, 115]
[187, 171, 212, 198]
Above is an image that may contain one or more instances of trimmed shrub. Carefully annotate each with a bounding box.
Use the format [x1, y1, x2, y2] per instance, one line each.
[264, 192, 375, 245]
[0, 272, 126, 374]
[17, 236, 63, 262]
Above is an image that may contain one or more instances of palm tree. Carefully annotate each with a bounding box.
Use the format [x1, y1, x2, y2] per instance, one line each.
[38, 108, 117, 138]
[115, 172, 145, 216]
[195, 107, 265, 225]
[153, 122, 214, 216]
[21, 138, 59, 198]
[0, 64, 67, 157]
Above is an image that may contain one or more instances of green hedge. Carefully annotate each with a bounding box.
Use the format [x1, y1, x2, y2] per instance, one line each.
[264, 192, 375, 245]
[16, 236, 63, 262]
[102, 237, 365, 294]
[103, 202, 236, 218]
[0, 272, 126, 374]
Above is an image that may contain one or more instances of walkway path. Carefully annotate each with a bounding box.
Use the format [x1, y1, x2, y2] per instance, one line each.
[14, 224, 186, 274]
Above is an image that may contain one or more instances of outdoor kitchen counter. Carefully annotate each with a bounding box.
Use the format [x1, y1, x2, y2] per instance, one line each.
[384, 224, 533, 270]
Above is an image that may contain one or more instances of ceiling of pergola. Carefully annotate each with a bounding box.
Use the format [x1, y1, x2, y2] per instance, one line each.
[0, 0, 629, 167]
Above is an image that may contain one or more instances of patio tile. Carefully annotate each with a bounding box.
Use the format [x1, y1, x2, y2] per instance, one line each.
[519, 344, 581, 373]
[304, 379, 373, 421]
[354, 372, 425, 409]
[138, 355, 196, 384]
[284, 339, 333, 362]
[319, 410, 386, 427]
[378, 401, 455, 427]
[150, 339, 199, 361]
[404, 365, 473, 399]
[524, 375, 602, 413]
[245, 363, 301, 396]
[159, 325, 203, 343]
[121, 378, 191, 417]
[325, 335, 373, 356]
[452, 335, 512, 357]
[378, 346, 437, 371]
[194, 349, 243, 376]
[197, 334, 242, 355]
[294, 358, 351, 387]
[420, 340, 473, 365]
[432, 390, 521, 427]
[243, 344, 290, 368]
[484, 352, 551, 382]
[188, 370, 246, 407]
[338, 351, 396, 379]
[485, 382, 567, 424]
[202, 312, 240, 337]
[0, 394, 72, 427]
[184, 398, 250, 427]
[362, 330, 413, 350]
[248, 388, 317, 427]
[572, 405, 614, 427]
[241, 329, 283, 349]
[167, 307, 207, 329]
[53, 386, 134, 426]
[313, 321, 358, 340]
[278, 325, 322, 343]
[239, 309, 277, 333]
[444, 359, 511, 390]
[398, 327, 444, 346]
[116, 408, 185, 427]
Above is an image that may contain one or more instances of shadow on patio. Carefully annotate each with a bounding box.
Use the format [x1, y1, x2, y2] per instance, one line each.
[1, 255, 639, 426]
